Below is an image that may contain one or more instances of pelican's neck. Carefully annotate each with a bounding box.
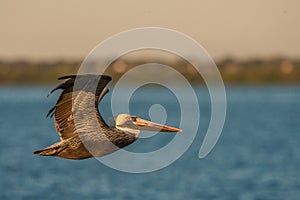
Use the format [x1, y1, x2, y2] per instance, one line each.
[116, 126, 140, 138]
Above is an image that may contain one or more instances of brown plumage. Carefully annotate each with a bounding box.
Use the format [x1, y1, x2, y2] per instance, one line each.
[33, 74, 182, 160]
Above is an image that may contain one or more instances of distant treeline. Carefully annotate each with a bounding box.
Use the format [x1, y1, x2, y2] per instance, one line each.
[0, 57, 299, 84]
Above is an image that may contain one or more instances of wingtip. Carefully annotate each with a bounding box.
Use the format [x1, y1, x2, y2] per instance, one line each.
[58, 75, 77, 80]
[46, 106, 56, 118]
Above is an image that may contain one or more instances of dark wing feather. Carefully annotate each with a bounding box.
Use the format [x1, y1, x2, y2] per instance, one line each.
[47, 74, 112, 140]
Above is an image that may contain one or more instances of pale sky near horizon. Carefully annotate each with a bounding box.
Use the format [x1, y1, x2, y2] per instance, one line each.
[0, 0, 299, 61]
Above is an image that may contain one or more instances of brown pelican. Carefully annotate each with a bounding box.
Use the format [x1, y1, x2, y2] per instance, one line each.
[33, 74, 182, 160]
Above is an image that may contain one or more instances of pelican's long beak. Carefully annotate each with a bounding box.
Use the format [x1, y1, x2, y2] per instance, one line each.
[132, 117, 182, 132]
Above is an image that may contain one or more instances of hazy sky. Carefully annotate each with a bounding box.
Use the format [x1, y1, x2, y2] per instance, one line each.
[1, 0, 299, 61]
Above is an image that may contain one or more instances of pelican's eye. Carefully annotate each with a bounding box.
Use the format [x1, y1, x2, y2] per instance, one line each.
[131, 116, 137, 121]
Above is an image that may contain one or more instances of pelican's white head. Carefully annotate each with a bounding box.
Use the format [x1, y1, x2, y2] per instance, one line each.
[114, 114, 182, 137]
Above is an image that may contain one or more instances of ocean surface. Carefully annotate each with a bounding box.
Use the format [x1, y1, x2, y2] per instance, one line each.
[0, 86, 299, 200]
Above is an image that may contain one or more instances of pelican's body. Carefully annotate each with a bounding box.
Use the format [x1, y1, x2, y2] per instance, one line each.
[33, 75, 181, 160]
[34, 125, 136, 159]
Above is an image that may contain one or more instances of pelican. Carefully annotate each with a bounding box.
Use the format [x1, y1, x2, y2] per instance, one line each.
[33, 74, 182, 160]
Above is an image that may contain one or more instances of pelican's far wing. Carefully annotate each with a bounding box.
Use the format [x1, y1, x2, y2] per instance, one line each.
[46, 74, 112, 140]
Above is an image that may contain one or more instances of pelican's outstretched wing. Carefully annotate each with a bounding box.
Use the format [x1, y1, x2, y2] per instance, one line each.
[46, 74, 112, 140]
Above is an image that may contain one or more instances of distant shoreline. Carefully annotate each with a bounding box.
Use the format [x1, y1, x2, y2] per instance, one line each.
[0, 57, 299, 85]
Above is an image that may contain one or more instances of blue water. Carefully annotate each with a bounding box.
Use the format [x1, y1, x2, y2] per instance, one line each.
[0, 86, 300, 200]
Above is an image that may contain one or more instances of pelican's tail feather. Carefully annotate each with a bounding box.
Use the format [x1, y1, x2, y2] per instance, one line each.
[33, 147, 60, 157]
